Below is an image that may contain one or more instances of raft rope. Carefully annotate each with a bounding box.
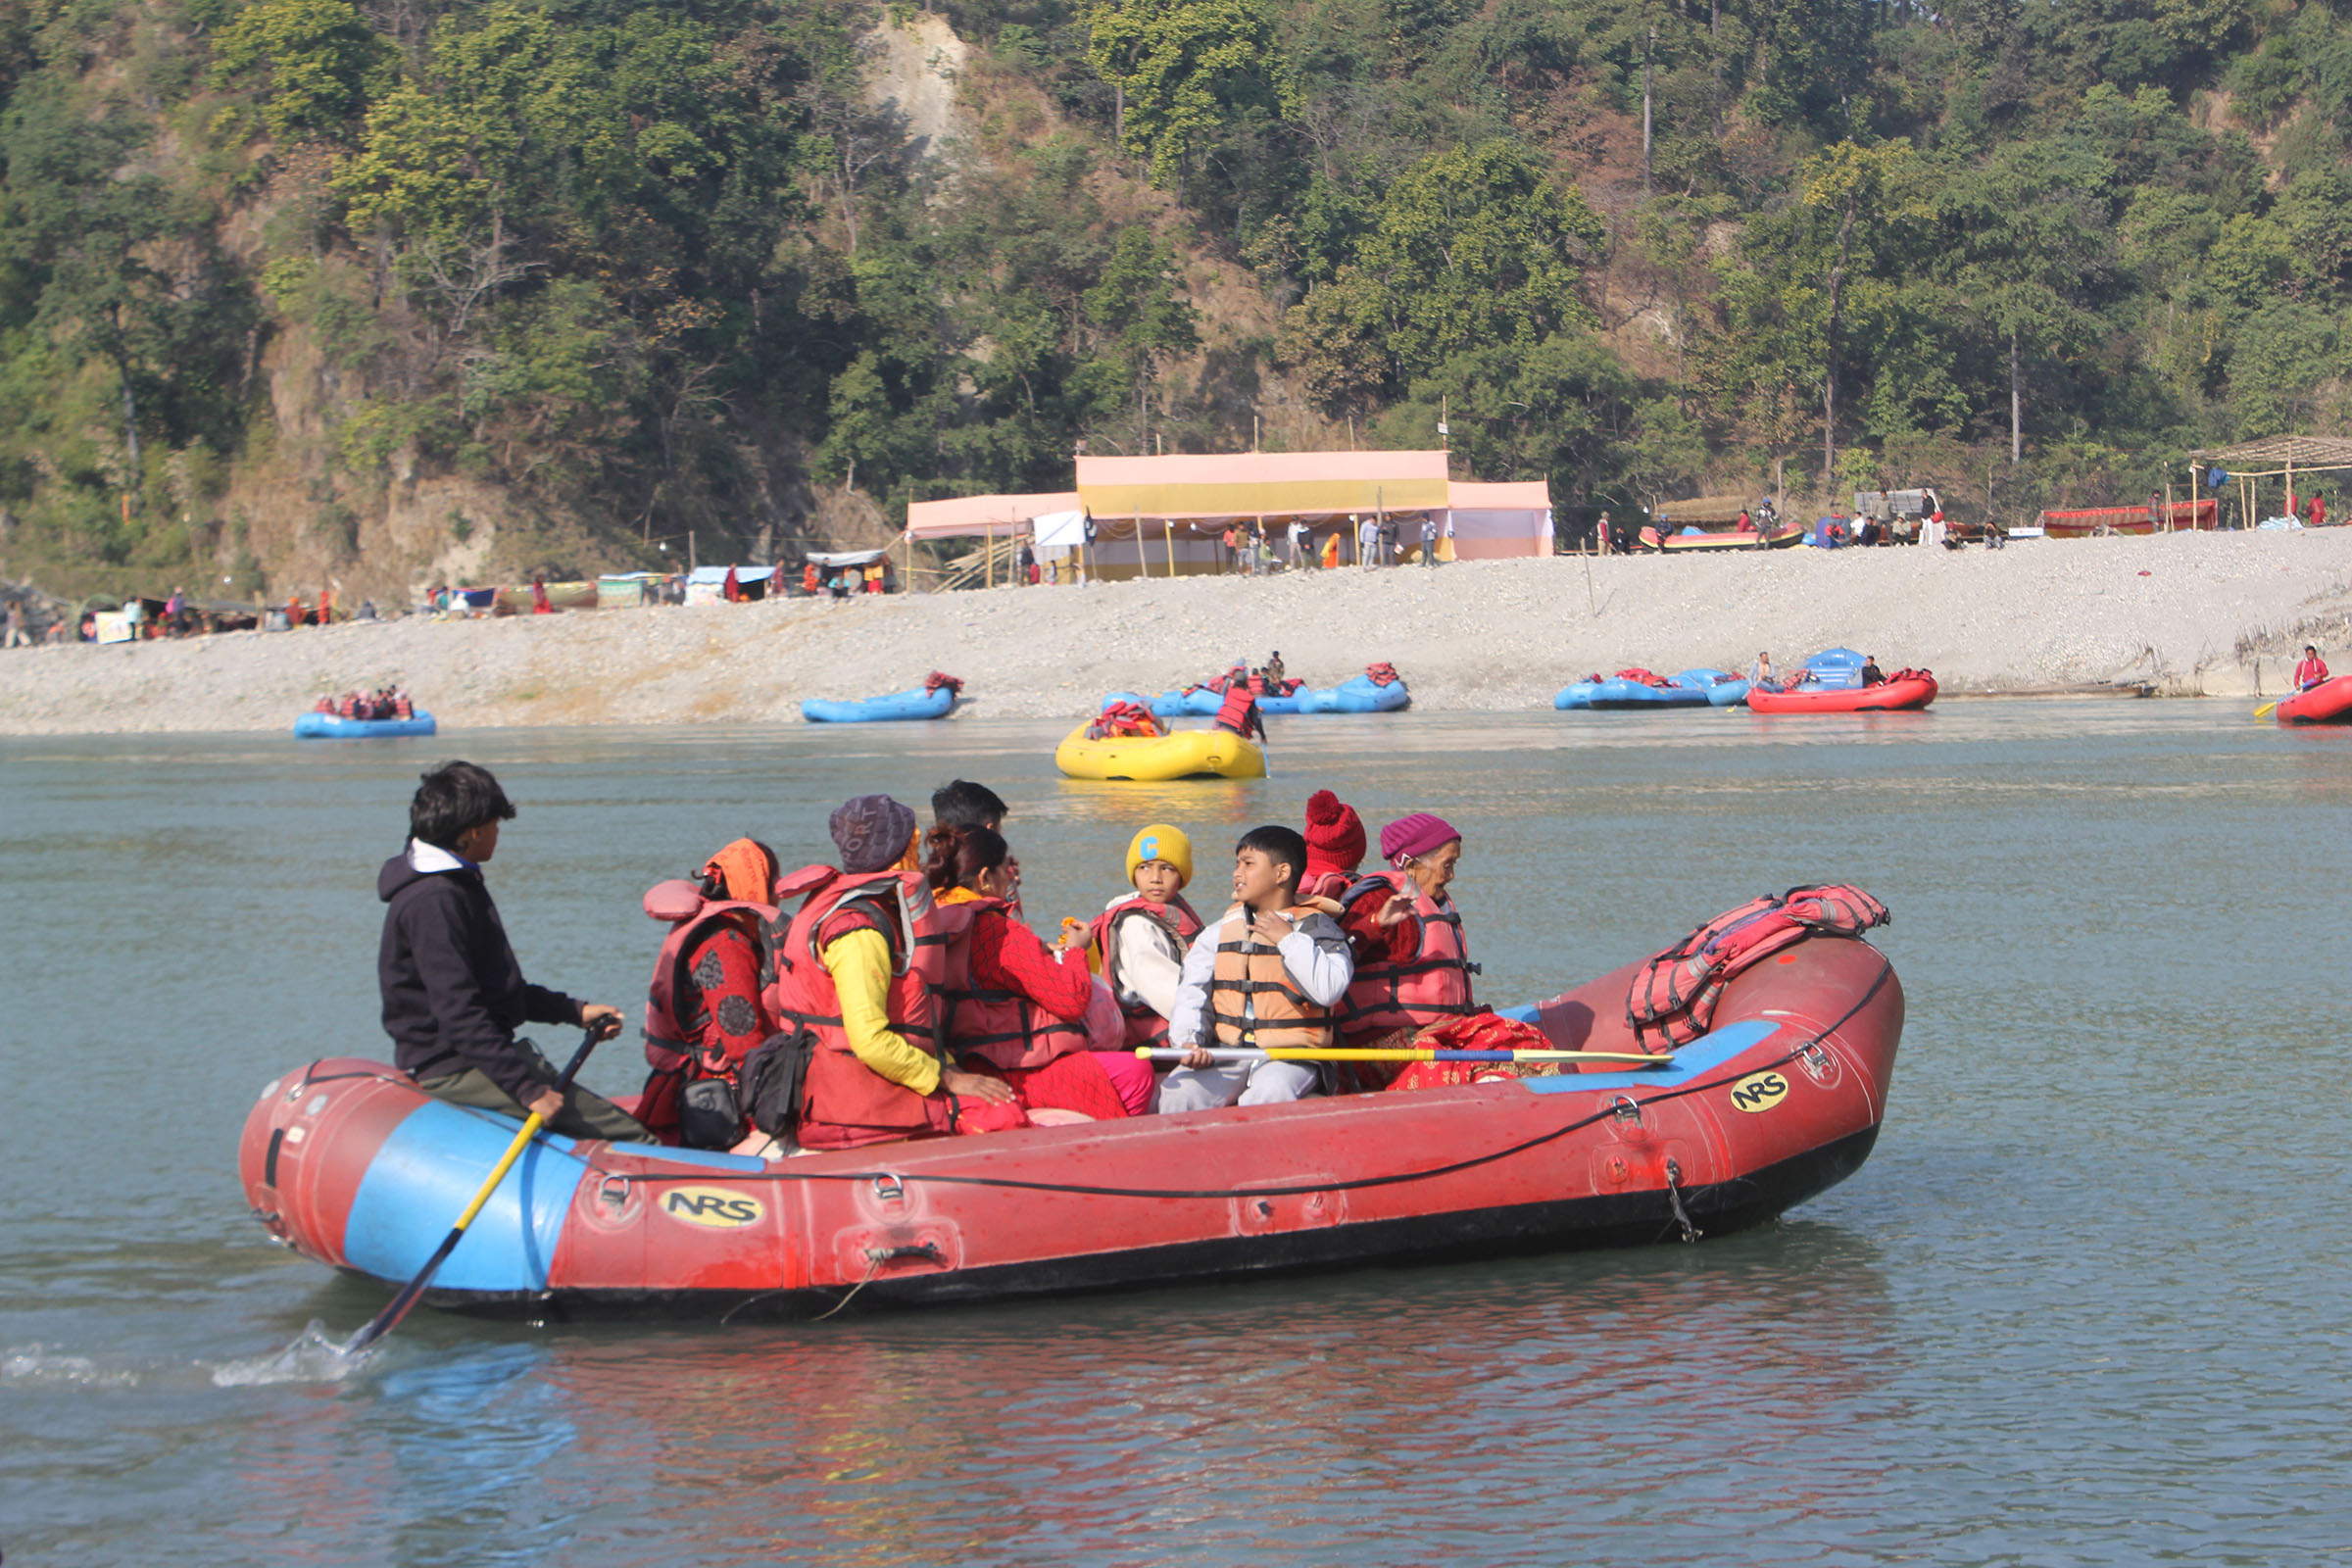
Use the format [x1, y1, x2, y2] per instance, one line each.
[1662, 1158, 1702, 1245]
[582, 956, 1893, 1205]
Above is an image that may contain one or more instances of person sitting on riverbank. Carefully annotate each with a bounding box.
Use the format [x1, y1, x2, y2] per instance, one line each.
[1749, 651, 1779, 692]
[377, 760, 640, 1140]
[1092, 824, 1203, 1056]
[928, 824, 1149, 1119]
[1299, 789, 1366, 900]
[635, 838, 780, 1149]
[1159, 827, 1352, 1113]
[2295, 645, 2330, 689]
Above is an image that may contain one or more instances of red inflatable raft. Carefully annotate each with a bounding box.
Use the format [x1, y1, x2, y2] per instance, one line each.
[238, 934, 1901, 1321]
[2275, 674, 2352, 725]
[1748, 672, 1938, 713]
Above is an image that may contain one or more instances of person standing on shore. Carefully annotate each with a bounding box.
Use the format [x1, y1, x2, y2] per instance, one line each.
[3, 599, 24, 650]
[1420, 514, 1439, 566]
[1356, 514, 1376, 569]
[2294, 645, 2329, 689]
[378, 760, 640, 1141]
[1289, 519, 1310, 569]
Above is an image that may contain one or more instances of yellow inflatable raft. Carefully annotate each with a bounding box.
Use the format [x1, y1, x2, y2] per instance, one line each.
[1054, 723, 1266, 781]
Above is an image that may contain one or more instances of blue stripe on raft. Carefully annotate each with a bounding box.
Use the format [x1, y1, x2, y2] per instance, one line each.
[1515, 1018, 1781, 1096]
[341, 1100, 588, 1291]
[600, 1139, 774, 1173]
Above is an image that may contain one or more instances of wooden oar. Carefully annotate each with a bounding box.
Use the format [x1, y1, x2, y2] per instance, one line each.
[342, 1025, 611, 1354]
[1138, 1046, 1670, 1065]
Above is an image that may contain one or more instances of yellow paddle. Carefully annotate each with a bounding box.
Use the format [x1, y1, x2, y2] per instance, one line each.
[2255, 700, 2279, 719]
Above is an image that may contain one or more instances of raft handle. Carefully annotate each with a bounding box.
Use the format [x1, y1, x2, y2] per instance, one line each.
[871, 1175, 905, 1204]
[1609, 1095, 1642, 1125]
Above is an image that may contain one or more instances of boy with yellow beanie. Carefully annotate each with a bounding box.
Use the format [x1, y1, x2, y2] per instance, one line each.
[1086, 823, 1204, 1053]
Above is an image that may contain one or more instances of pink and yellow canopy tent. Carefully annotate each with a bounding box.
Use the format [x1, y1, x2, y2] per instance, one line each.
[902, 453, 1552, 578]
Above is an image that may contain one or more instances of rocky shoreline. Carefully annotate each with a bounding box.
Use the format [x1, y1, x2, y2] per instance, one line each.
[4, 531, 2349, 735]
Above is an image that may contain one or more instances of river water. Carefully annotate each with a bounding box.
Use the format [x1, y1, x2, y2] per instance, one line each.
[3, 703, 2348, 1564]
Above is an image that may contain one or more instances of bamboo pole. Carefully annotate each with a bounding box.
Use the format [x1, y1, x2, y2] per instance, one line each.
[1160, 514, 1171, 578]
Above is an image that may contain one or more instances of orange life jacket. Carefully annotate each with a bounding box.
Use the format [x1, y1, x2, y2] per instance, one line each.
[762, 867, 955, 1150]
[931, 896, 1092, 1070]
[1206, 906, 1334, 1051]
[640, 879, 778, 1079]
[1089, 892, 1204, 1048]
[1339, 870, 1479, 1036]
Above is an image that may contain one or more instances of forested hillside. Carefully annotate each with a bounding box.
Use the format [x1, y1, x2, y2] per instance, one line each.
[0, 0, 2346, 594]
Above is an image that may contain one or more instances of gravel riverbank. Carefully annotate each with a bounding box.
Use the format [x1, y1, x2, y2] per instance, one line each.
[6, 531, 2351, 734]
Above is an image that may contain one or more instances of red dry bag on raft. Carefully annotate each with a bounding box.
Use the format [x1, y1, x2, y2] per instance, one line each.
[1628, 884, 1889, 1050]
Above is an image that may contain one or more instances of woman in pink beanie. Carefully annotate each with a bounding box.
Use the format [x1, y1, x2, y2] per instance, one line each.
[1330, 811, 1477, 1087]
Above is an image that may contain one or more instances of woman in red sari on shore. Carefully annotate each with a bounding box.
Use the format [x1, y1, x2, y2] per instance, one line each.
[926, 826, 1144, 1121]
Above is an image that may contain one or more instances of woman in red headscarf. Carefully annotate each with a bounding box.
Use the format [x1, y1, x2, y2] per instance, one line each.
[636, 839, 780, 1145]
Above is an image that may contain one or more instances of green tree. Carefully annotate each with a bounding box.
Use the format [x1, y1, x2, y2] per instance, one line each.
[1083, 225, 1200, 451]
[212, 0, 393, 143]
[1281, 139, 1603, 412]
[1086, 0, 1299, 186]
[1938, 136, 2115, 463]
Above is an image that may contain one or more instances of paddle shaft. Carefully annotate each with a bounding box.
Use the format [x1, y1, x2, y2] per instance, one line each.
[344, 1027, 604, 1353]
[1138, 1046, 1670, 1064]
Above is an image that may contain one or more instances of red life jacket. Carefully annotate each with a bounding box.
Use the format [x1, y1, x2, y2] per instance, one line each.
[1338, 870, 1479, 1035]
[1089, 700, 1160, 739]
[1213, 685, 1260, 735]
[1365, 662, 1400, 686]
[762, 866, 956, 1151]
[1088, 892, 1204, 1048]
[930, 896, 1094, 1069]
[1628, 883, 1889, 1049]
[640, 879, 778, 1080]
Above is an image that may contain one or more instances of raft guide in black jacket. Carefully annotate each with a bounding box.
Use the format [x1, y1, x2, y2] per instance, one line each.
[377, 843, 583, 1103]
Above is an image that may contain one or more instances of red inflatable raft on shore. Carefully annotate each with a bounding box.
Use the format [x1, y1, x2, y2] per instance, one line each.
[1748, 672, 1938, 713]
[2275, 674, 2352, 725]
[239, 933, 1901, 1321]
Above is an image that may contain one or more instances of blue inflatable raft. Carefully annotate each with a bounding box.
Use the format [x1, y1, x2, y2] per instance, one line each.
[294, 710, 437, 739]
[1553, 669, 1733, 710]
[802, 686, 958, 723]
[1103, 674, 1410, 718]
[1263, 673, 1411, 714]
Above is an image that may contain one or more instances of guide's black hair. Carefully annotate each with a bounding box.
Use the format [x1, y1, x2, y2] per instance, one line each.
[931, 779, 1008, 831]
[410, 760, 515, 850]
